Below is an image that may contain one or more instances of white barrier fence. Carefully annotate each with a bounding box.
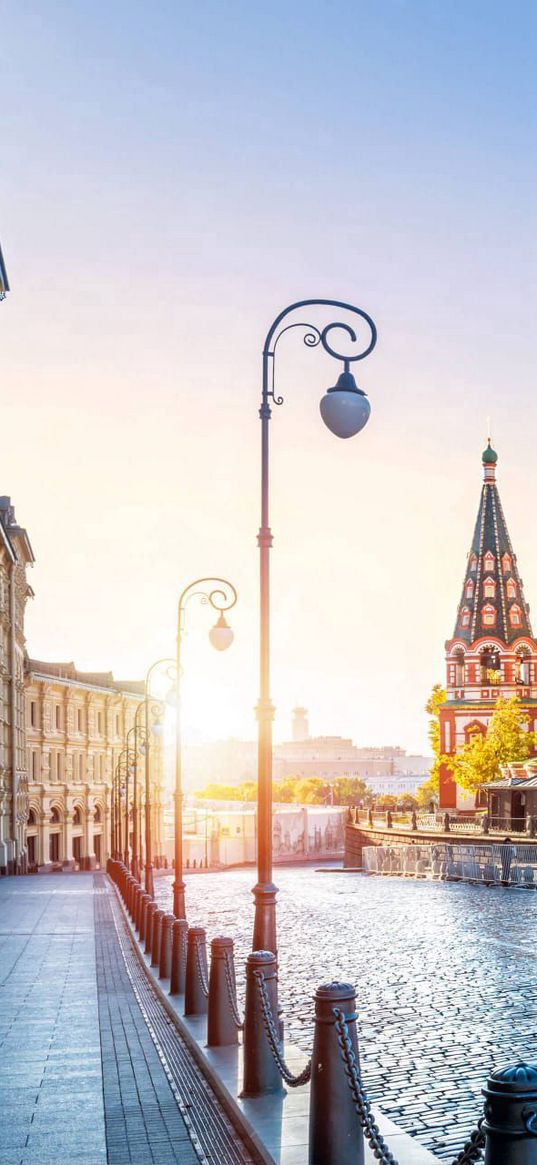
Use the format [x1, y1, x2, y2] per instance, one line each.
[362, 841, 537, 886]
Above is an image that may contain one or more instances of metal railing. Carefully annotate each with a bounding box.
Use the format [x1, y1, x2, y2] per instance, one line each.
[351, 808, 534, 836]
[363, 842, 537, 886]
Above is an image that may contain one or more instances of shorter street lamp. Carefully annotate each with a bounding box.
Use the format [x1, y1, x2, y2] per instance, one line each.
[173, 578, 237, 918]
[142, 655, 173, 899]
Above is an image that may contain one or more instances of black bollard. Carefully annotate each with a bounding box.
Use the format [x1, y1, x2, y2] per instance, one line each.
[159, 913, 175, 979]
[139, 893, 151, 944]
[309, 982, 364, 1165]
[170, 919, 188, 996]
[151, 908, 164, 967]
[241, 951, 284, 1098]
[184, 927, 209, 1016]
[482, 1062, 537, 1163]
[208, 936, 239, 1047]
[145, 901, 157, 956]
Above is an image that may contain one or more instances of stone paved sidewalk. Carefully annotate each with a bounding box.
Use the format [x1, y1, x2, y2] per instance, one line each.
[0, 874, 214, 1165]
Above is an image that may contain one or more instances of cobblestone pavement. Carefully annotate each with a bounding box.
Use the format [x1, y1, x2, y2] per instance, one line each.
[0, 874, 255, 1165]
[156, 864, 537, 1161]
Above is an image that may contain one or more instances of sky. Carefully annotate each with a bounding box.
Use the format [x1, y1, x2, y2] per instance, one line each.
[1, 1, 536, 753]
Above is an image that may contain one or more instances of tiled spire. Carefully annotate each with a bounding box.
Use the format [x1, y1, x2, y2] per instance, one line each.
[453, 442, 532, 644]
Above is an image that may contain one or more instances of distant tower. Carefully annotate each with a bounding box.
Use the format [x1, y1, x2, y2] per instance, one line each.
[292, 707, 309, 741]
[439, 442, 537, 810]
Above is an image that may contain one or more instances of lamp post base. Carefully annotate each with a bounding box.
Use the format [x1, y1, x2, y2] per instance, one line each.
[173, 878, 186, 919]
[252, 882, 278, 955]
[145, 863, 154, 899]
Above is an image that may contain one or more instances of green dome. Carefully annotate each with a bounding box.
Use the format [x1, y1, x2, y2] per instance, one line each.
[482, 439, 498, 464]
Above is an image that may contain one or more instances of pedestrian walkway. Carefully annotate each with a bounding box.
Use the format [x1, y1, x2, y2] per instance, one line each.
[0, 874, 257, 1165]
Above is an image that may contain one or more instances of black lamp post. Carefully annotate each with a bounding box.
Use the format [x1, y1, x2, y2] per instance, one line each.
[254, 299, 377, 955]
[172, 578, 237, 919]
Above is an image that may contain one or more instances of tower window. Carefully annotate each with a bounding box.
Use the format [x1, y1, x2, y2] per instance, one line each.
[483, 552, 495, 572]
[507, 579, 517, 600]
[469, 553, 478, 571]
[483, 576, 496, 599]
[482, 604, 496, 627]
[460, 606, 471, 628]
[465, 579, 474, 599]
[502, 553, 513, 574]
[510, 604, 522, 627]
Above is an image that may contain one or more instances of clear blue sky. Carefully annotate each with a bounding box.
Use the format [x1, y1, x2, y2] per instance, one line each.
[1, 1, 536, 751]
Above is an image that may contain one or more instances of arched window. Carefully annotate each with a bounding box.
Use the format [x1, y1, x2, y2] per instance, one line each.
[510, 604, 522, 627]
[469, 553, 478, 571]
[465, 578, 474, 599]
[483, 576, 496, 599]
[502, 553, 512, 574]
[27, 809, 36, 827]
[483, 552, 495, 572]
[480, 645, 500, 682]
[507, 579, 517, 600]
[73, 807, 81, 826]
[515, 649, 531, 684]
[453, 648, 465, 686]
[94, 806, 102, 823]
[460, 606, 471, 628]
[482, 604, 496, 627]
[50, 807, 60, 825]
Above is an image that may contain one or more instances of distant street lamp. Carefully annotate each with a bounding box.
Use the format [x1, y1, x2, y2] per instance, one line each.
[142, 658, 171, 899]
[254, 299, 377, 955]
[173, 578, 237, 918]
[126, 702, 148, 882]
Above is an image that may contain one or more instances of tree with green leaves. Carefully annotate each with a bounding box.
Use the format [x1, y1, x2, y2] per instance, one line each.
[450, 696, 536, 792]
[425, 683, 447, 792]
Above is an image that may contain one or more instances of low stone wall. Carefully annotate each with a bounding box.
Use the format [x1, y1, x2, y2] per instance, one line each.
[344, 823, 537, 867]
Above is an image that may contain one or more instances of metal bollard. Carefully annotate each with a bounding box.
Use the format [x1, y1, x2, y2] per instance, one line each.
[159, 913, 175, 979]
[241, 951, 284, 1098]
[208, 936, 239, 1047]
[184, 927, 209, 1016]
[309, 982, 364, 1165]
[145, 901, 157, 956]
[135, 886, 145, 932]
[170, 919, 188, 995]
[482, 1062, 537, 1163]
[132, 885, 142, 930]
[139, 893, 151, 944]
[151, 908, 164, 967]
[126, 875, 136, 914]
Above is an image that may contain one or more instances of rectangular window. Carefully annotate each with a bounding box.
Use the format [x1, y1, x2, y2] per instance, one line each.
[30, 701, 37, 727]
[98, 711, 103, 734]
[77, 708, 83, 732]
[50, 751, 56, 781]
[55, 705, 61, 730]
[115, 714, 120, 735]
[31, 751, 37, 780]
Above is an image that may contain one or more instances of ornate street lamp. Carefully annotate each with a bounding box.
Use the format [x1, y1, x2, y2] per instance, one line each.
[173, 578, 237, 918]
[126, 701, 149, 882]
[254, 299, 377, 955]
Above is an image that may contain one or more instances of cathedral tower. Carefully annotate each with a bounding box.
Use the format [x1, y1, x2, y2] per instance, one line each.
[439, 442, 537, 810]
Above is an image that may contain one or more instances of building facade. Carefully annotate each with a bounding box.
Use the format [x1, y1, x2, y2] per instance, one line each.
[0, 499, 34, 874]
[439, 443, 537, 811]
[25, 660, 165, 870]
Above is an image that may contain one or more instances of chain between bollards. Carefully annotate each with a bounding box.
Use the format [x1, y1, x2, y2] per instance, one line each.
[450, 1125, 484, 1164]
[195, 934, 209, 999]
[254, 970, 311, 1087]
[223, 948, 244, 1029]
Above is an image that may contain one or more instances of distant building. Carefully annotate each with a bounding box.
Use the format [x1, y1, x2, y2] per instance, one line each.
[0, 244, 9, 300]
[25, 661, 165, 870]
[0, 498, 34, 874]
[439, 443, 537, 813]
[363, 772, 425, 797]
[183, 706, 431, 790]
